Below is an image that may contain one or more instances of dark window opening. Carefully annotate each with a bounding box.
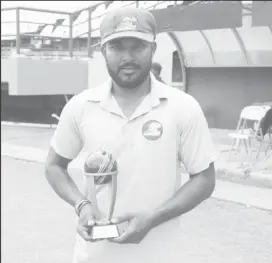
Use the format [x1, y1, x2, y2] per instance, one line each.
[172, 50, 183, 83]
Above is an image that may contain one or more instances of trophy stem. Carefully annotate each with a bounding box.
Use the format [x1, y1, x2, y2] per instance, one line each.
[108, 174, 117, 221]
[84, 176, 100, 218]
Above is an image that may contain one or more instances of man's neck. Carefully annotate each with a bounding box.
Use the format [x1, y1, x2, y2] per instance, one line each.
[112, 76, 151, 101]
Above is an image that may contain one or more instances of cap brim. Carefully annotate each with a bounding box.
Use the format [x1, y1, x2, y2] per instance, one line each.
[101, 31, 154, 46]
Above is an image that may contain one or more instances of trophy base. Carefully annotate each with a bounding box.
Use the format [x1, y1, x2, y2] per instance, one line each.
[91, 224, 120, 240]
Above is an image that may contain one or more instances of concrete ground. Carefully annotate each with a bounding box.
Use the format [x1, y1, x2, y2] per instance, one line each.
[2, 157, 272, 263]
[2, 123, 272, 188]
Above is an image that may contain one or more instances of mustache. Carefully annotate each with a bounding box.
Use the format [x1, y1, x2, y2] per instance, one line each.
[119, 62, 141, 69]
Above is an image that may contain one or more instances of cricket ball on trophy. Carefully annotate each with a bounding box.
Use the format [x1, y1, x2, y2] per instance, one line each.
[84, 150, 118, 185]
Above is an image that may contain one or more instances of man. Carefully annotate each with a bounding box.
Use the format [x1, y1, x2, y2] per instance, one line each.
[260, 107, 272, 137]
[151, 62, 165, 83]
[45, 7, 216, 263]
[255, 108, 272, 143]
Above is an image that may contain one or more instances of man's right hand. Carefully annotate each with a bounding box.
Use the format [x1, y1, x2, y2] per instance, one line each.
[76, 203, 98, 242]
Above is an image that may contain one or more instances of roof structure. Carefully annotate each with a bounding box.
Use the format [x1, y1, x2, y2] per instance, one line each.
[1, 1, 272, 66]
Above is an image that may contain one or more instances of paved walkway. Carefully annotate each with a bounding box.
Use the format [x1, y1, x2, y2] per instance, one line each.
[2, 123, 272, 211]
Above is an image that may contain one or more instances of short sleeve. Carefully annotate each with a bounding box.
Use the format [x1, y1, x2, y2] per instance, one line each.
[50, 97, 83, 160]
[178, 99, 216, 175]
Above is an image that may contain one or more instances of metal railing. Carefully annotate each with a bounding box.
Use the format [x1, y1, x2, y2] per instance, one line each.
[1, 1, 175, 60]
[1, 1, 252, 60]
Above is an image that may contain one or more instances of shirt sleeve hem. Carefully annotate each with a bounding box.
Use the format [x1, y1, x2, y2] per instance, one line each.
[186, 154, 217, 175]
[50, 141, 80, 161]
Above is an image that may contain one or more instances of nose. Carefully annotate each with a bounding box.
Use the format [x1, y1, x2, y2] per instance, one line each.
[120, 48, 135, 61]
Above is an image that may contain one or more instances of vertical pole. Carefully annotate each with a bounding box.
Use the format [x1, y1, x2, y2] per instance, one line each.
[174, 1, 177, 5]
[16, 8, 20, 54]
[136, 1, 139, 8]
[88, 7, 92, 58]
[69, 14, 73, 58]
[64, 95, 69, 103]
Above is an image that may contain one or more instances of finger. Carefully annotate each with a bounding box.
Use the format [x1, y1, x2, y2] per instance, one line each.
[109, 231, 133, 243]
[87, 219, 95, 227]
[77, 227, 94, 242]
[111, 214, 134, 224]
[79, 214, 95, 226]
[95, 219, 111, 226]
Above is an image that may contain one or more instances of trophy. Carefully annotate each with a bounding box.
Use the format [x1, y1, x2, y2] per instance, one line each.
[84, 149, 120, 240]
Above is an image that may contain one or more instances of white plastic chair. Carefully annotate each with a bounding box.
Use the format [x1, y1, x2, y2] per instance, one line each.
[228, 105, 267, 163]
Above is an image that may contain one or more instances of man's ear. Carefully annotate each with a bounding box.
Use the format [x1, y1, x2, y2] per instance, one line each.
[151, 42, 157, 57]
[101, 44, 106, 57]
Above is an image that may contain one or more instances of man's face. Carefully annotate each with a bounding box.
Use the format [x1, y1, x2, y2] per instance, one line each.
[102, 37, 156, 89]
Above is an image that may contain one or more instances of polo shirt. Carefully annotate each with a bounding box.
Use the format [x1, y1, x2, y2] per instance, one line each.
[50, 74, 216, 263]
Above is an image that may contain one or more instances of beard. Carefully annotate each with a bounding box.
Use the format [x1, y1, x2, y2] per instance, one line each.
[105, 58, 152, 89]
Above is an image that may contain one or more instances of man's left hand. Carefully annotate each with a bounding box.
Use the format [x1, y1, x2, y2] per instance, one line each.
[108, 212, 154, 244]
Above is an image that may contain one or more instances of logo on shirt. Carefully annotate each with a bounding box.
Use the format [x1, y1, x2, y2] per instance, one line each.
[115, 16, 137, 32]
[142, 120, 163, 141]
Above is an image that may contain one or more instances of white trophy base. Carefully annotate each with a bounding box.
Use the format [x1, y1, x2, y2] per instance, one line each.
[91, 224, 120, 240]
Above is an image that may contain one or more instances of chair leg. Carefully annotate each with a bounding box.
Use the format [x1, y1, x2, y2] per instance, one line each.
[261, 150, 272, 165]
[268, 133, 272, 155]
[265, 141, 272, 156]
[238, 139, 247, 166]
[238, 138, 243, 153]
[256, 141, 263, 159]
[235, 138, 240, 152]
[243, 139, 250, 163]
[247, 137, 251, 149]
[228, 138, 237, 161]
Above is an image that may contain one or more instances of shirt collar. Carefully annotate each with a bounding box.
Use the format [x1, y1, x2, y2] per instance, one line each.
[87, 73, 168, 108]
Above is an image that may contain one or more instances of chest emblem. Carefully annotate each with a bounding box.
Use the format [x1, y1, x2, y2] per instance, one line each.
[142, 120, 163, 141]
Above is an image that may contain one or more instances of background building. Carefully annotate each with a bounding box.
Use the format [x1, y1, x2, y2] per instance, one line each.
[1, 1, 272, 128]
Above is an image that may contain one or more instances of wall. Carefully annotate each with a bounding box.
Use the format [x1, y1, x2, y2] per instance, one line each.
[1, 85, 68, 124]
[1, 58, 18, 93]
[1, 58, 89, 95]
[88, 52, 109, 88]
[186, 67, 272, 129]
